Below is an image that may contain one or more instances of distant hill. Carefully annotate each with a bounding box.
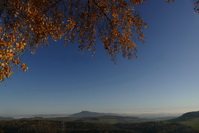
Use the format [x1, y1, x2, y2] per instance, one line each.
[0, 117, 13, 120]
[70, 111, 116, 117]
[170, 111, 199, 122]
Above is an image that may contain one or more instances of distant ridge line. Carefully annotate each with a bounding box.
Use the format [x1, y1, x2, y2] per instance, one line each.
[70, 111, 118, 117]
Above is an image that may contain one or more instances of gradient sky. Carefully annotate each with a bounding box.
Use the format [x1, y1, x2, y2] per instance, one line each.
[1, 0, 199, 116]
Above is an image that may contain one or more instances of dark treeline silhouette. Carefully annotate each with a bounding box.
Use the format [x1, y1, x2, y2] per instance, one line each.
[0, 119, 198, 133]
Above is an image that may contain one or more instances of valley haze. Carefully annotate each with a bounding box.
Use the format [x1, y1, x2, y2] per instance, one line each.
[0, 110, 182, 119]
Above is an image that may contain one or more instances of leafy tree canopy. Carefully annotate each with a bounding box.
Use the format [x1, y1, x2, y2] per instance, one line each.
[0, 0, 198, 81]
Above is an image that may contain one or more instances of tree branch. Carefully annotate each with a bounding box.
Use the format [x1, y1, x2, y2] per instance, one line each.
[44, 0, 64, 12]
[91, 0, 112, 24]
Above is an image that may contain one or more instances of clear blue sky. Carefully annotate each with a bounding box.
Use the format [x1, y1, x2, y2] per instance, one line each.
[1, 0, 199, 116]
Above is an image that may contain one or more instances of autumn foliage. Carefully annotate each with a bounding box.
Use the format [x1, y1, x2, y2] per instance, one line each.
[0, 0, 147, 81]
[0, 0, 198, 81]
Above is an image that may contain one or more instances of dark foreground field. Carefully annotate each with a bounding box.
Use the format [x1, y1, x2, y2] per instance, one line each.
[0, 119, 198, 133]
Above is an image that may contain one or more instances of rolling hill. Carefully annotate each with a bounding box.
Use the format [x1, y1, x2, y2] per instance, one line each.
[70, 111, 116, 117]
[170, 111, 199, 122]
[170, 110, 199, 131]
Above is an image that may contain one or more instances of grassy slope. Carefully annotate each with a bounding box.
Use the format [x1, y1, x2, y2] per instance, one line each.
[168, 111, 199, 131]
[180, 118, 199, 131]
